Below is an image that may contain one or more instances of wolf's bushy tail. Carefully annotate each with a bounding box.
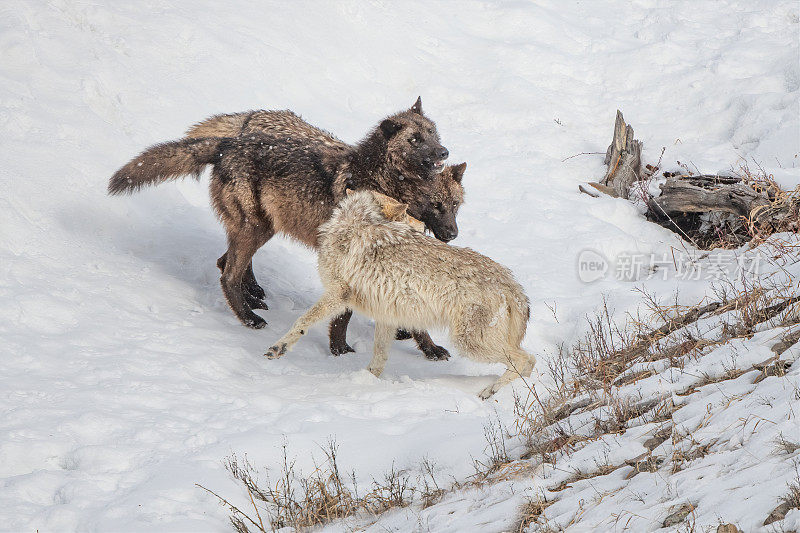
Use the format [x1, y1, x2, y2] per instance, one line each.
[108, 137, 223, 195]
[185, 111, 253, 139]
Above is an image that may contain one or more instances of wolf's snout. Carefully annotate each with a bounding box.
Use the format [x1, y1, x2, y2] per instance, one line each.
[426, 147, 449, 173]
[440, 227, 458, 242]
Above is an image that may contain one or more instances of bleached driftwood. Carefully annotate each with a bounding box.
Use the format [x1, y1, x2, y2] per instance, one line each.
[650, 175, 771, 217]
[649, 175, 798, 232]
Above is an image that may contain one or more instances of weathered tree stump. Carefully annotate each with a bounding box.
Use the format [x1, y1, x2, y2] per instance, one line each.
[601, 110, 642, 199]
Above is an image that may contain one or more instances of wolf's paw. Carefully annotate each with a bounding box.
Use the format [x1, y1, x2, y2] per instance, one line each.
[421, 344, 450, 361]
[330, 341, 356, 356]
[244, 291, 269, 311]
[478, 384, 497, 400]
[367, 364, 384, 377]
[265, 343, 287, 359]
[242, 313, 267, 329]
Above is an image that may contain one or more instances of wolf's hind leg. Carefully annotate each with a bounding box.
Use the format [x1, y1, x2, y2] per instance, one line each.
[367, 322, 395, 377]
[218, 214, 274, 325]
[218, 254, 266, 302]
[220, 223, 273, 328]
[394, 329, 451, 361]
[266, 290, 348, 359]
[478, 349, 535, 399]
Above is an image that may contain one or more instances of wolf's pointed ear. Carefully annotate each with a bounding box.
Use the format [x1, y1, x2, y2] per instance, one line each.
[384, 201, 410, 221]
[451, 162, 467, 183]
[410, 96, 423, 115]
[380, 119, 403, 139]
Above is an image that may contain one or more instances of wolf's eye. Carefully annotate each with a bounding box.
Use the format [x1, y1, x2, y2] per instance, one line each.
[409, 135, 422, 145]
[432, 201, 443, 211]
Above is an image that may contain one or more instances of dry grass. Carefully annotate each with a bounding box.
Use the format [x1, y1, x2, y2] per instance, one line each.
[764, 475, 800, 526]
[198, 442, 359, 532]
[418, 458, 445, 509]
[712, 275, 800, 337]
[739, 161, 800, 247]
[361, 463, 414, 514]
[516, 494, 556, 532]
[198, 440, 424, 532]
[773, 435, 800, 456]
[201, 418, 539, 532]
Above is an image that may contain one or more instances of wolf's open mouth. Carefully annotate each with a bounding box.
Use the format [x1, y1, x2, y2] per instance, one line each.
[424, 158, 447, 172]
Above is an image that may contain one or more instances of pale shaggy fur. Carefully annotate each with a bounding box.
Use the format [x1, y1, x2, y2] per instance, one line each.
[266, 191, 535, 399]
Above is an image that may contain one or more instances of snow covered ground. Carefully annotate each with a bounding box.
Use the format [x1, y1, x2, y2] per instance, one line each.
[1, 1, 797, 531]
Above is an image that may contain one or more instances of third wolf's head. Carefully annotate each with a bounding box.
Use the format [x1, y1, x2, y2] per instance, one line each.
[378, 97, 449, 179]
[368, 191, 426, 233]
[412, 162, 466, 243]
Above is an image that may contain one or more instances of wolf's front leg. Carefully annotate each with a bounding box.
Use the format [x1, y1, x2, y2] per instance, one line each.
[367, 322, 396, 377]
[265, 291, 347, 359]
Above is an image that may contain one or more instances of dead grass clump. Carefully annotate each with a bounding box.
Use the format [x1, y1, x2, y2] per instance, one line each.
[516, 494, 555, 532]
[199, 440, 422, 532]
[571, 298, 640, 391]
[773, 434, 800, 456]
[418, 458, 445, 509]
[473, 418, 512, 476]
[198, 443, 358, 532]
[764, 478, 800, 526]
[362, 464, 414, 514]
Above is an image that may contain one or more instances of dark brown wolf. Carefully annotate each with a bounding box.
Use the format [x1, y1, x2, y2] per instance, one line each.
[183, 104, 464, 358]
[109, 99, 465, 360]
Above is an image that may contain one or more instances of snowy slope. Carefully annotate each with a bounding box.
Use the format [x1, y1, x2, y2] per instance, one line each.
[1, 1, 798, 532]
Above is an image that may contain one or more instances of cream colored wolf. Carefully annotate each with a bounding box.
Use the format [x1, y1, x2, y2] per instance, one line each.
[266, 190, 535, 399]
